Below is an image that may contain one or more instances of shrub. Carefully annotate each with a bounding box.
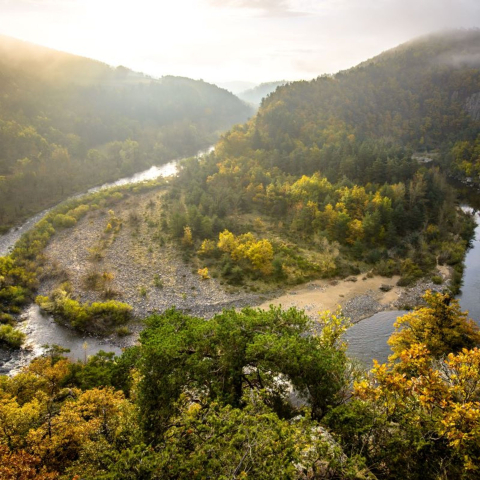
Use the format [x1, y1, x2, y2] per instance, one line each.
[0, 324, 25, 348]
[52, 214, 77, 229]
[153, 275, 163, 289]
[84, 271, 102, 290]
[36, 291, 132, 333]
[374, 259, 399, 277]
[198, 267, 210, 280]
[116, 326, 131, 337]
[0, 313, 14, 325]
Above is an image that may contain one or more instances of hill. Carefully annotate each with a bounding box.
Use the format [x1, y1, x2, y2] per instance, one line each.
[157, 30, 479, 290]
[0, 36, 253, 230]
[237, 80, 288, 106]
[245, 29, 480, 180]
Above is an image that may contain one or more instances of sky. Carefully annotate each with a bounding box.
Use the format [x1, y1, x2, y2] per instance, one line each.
[0, 0, 479, 87]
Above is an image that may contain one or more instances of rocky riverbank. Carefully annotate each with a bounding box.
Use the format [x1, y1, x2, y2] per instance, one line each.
[34, 186, 455, 338]
[38, 189, 264, 330]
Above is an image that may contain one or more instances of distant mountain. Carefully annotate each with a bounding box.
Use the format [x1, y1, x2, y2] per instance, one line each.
[216, 81, 257, 94]
[230, 29, 480, 180]
[0, 36, 253, 230]
[237, 81, 288, 106]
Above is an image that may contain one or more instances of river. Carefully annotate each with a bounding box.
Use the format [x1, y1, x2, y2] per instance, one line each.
[0, 155, 197, 258]
[346, 184, 480, 366]
[1, 162, 479, 373]
[0, 148, 213, 374]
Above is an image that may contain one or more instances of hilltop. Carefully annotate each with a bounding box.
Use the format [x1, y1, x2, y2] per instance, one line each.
[0, 36, 253, 230]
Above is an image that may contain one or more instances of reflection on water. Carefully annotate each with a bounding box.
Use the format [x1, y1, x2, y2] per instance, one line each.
[457, 211, 480, 323]
[0, 147, 214, 374]
[1, 305, 123, 375]
[345, 311, 407, 366]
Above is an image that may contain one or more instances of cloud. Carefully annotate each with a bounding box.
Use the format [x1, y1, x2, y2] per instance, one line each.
[0, 0, 76, 13]
[208, 0, 308, 17]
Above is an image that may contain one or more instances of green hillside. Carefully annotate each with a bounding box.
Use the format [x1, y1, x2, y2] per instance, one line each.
[0, 36, 253, 230]
[160, 30, 480, 289]
[248, 29, 480, 180]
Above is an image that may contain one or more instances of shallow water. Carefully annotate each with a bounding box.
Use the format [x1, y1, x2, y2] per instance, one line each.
[1, 305, 124, 375]
[0, 147, 213, 373]
[345, 311, 407, 366]
[346, 207, 480, 366]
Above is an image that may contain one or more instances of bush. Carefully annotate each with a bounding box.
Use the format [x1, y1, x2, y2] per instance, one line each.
[84, 271, 102, 290]
[0, 313, 15, 325]
[36, 291, 132, 333]
[153, 275, 163, 289]
[374, 259, 399, 277]
[52, 214, 77, 229]
[431, 275, 443, 285]
[397, 259, 423, 286]
[116, 326, 132, 337]
[0, 324, 25, 348]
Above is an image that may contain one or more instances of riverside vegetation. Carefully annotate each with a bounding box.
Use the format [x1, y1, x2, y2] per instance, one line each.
[1, 29, 480, 479]
[1, 31, 479, 340]
[0, 35, 253, 232]
[1, 293, 480, 479]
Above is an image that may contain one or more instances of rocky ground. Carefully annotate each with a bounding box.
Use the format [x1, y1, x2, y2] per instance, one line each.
[37, 187, 453, 336]
[39, 190, 264, 333]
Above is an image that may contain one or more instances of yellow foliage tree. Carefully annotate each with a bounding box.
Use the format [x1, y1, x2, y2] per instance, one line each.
[388, 290, 480, 359]
[246, 239, 274, 275]
[182, 225, 193, 247]
[355, 345, 480, 475]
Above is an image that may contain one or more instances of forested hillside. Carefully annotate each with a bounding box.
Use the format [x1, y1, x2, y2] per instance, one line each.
[161, 30, 479, 290]
[246, 29, 480, 180]
[0, 36, 253, 231]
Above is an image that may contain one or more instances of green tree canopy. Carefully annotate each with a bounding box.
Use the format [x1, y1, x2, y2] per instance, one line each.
[138, 306, 350, 441]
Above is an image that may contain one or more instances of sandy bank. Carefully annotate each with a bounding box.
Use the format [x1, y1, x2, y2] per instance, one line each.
[259, 269, 450, 323]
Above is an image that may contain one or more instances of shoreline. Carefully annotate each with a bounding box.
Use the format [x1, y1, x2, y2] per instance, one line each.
[258, 268, 451, 324]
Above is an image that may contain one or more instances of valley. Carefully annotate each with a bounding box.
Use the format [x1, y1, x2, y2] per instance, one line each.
[1, 27, 480, 480]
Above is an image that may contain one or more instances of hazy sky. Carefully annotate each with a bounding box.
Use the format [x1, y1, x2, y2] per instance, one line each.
[0, 0, 479, 85]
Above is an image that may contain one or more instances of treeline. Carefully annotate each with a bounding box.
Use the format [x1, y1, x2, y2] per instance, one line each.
[152, 31, 480, 287]
[0, 36, 253, 230]
[0, 179, 167, 345]
[1, 293, 480, 479]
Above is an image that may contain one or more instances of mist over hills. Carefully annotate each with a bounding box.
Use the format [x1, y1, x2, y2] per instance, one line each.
[237, 81, 288, 106]
[234, 29, 480, 180]
[0, 35, 253, 229]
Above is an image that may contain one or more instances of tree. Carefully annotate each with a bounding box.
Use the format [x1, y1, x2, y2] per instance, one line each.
[137, 306, 350, 442]
[0, 446, 58, 480]
[353, 345, 480, 479]
[388, 290, 480, 359]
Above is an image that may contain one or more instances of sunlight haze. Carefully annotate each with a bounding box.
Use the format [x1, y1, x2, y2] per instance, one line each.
[0, 0, 479, 85]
